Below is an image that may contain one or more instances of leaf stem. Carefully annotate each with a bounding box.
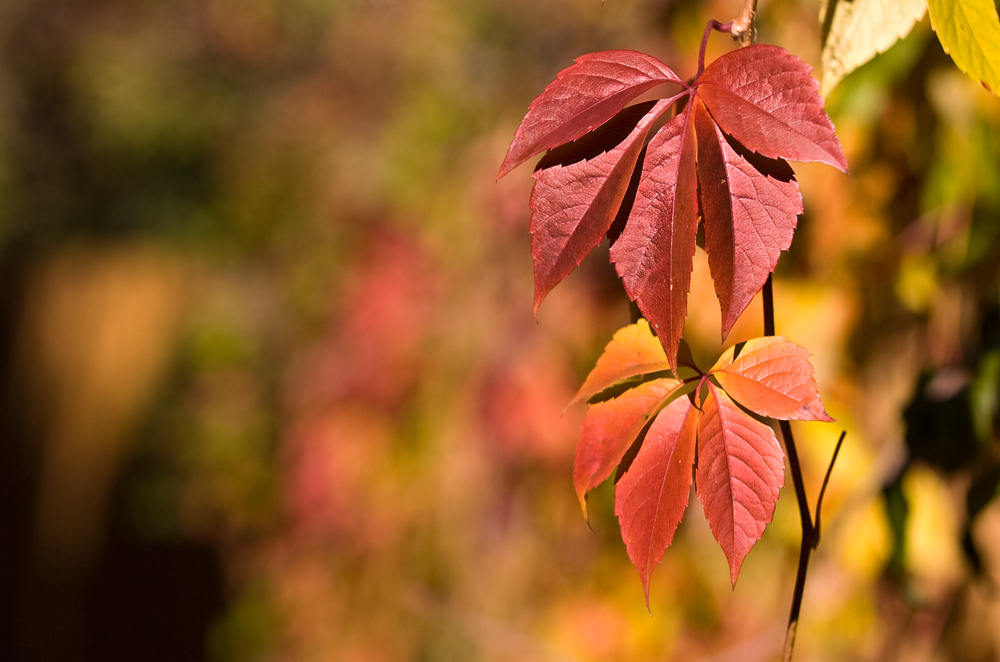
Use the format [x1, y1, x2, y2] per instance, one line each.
[763, 275, 842, 662]
[696, 20, 733, 79]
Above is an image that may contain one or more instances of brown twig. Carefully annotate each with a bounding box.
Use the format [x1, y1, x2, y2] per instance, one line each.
[763, 276, 844, 662]
[731, 0, 758, 46]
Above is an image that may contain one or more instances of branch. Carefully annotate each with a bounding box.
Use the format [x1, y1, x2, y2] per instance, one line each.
[763, 276, 844, 662]
[731, 0, 758, 46]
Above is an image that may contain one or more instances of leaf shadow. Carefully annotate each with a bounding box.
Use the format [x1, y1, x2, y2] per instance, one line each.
[535, 100, 658, 171]
[723, 132, 797, 184]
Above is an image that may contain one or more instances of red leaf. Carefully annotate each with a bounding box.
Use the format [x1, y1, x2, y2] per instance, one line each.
[498, 51, 683, 178]
[530, 99, 673, 313]
[503, 43, 845, 385]
[615, 395, 698, 606]
[697, 45, 848, 172]
[573, 377, 683, 517]
[710, 336, 834, 422]
[694, 101, 803, 337]
[696, 383, 784, 585]
[570, 319, 673, 407]
[610, 108, 699, 371]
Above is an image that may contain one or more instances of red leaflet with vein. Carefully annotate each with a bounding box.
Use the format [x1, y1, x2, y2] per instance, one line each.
[696, 46, 848, 171]
[696, 384, 785, 585]
[500, 44, 846, 368]
[610, 109, 699, 368]
[573, 377, 683, 517]
[615, 395, 698, 605]
[710, 336, 834, 422]
[694, 101, 803, 336]
[498, 51, 684, 178]
[572, 322, 831, 599]
[530, 99, 673, 313]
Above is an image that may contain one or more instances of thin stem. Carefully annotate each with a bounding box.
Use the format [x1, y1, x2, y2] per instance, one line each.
[763, 274, 775, 337]
[764, 274, 835, 662]
[813, 431, 846, 545]
[696, 20, 733, 79]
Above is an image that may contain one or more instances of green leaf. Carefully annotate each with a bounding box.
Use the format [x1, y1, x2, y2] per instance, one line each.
[819, 0, 927, 95]
[928, 0, 1000, 95]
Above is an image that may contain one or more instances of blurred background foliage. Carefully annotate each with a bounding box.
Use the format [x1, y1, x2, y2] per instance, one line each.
[0, 0, 999, 661]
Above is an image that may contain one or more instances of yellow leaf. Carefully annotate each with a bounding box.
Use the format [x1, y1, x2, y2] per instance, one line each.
[820, 0, 927, 95]
[928, 0, 1000, 95]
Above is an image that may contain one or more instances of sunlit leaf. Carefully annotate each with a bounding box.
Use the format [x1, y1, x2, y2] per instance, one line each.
[573, 377, 683, 516]
[928, 0, 1000, 95]
[571, 319, 673, 406]
[819, 0, 927, 94]
[615, 395, 698, 606]
[696, 384, 785, 585]
[710, 336, 834, 422]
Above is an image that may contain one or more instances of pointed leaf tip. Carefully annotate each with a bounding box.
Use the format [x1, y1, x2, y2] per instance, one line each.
[696, 385, 784, 585]
[499, 50, 684, 177]
[615, 396, 698, 603]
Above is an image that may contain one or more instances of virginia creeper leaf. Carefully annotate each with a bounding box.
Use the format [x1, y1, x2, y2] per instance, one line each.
[498, 51, 684, 177]
[694, 102, 803, 337]
[710, 336, 835, 422]
[574, 377, 683, 516]
[529, 99, 674, 314]
[697, 46, 848, 172]
[696, 383, 785, 585]
[928, 0, 1000, 95]
[503, 45, 845, 369]
[819, 0, 927, 94]
[615, 395, 698, 606]
[571, 319, 673, 407]
[610, 109, 699, 370]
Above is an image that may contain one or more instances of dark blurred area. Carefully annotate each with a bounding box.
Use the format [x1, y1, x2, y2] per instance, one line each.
[1, 0, 1000, 661]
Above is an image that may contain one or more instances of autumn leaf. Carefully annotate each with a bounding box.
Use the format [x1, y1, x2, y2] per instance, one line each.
[696, 45, 848, 170]
[573, 377, 683, 517]
[709, 336, 834, 422]
[695, 383, 785, 585]
[928, 0, 1000, 95]
[572, 323, 832, 597]
[609, 110, 699, 367]
[819, 0, 927, 94]
[615, 395, 698, 605]
[501, 43, 846, 368]
[529, 99, 676, 313]
[692, 101, 803, 337]
[570, 318, 673, 406]
[498, 51, 685, 178]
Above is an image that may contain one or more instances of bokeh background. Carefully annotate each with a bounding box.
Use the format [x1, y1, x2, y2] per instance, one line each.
[1, 0, 1000, 660]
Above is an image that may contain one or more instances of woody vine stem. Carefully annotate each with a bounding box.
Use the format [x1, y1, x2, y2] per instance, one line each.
[717, 5, 846, 658]
[763, 276, 845, 661]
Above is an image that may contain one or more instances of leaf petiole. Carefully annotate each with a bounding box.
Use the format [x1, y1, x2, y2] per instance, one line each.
[696, 20, 734, 79]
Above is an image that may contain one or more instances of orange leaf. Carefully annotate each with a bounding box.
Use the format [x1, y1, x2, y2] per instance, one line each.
[573, 377, 683, 517]
[710, 336, 834, 422]
[570, 319, 674, 407]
